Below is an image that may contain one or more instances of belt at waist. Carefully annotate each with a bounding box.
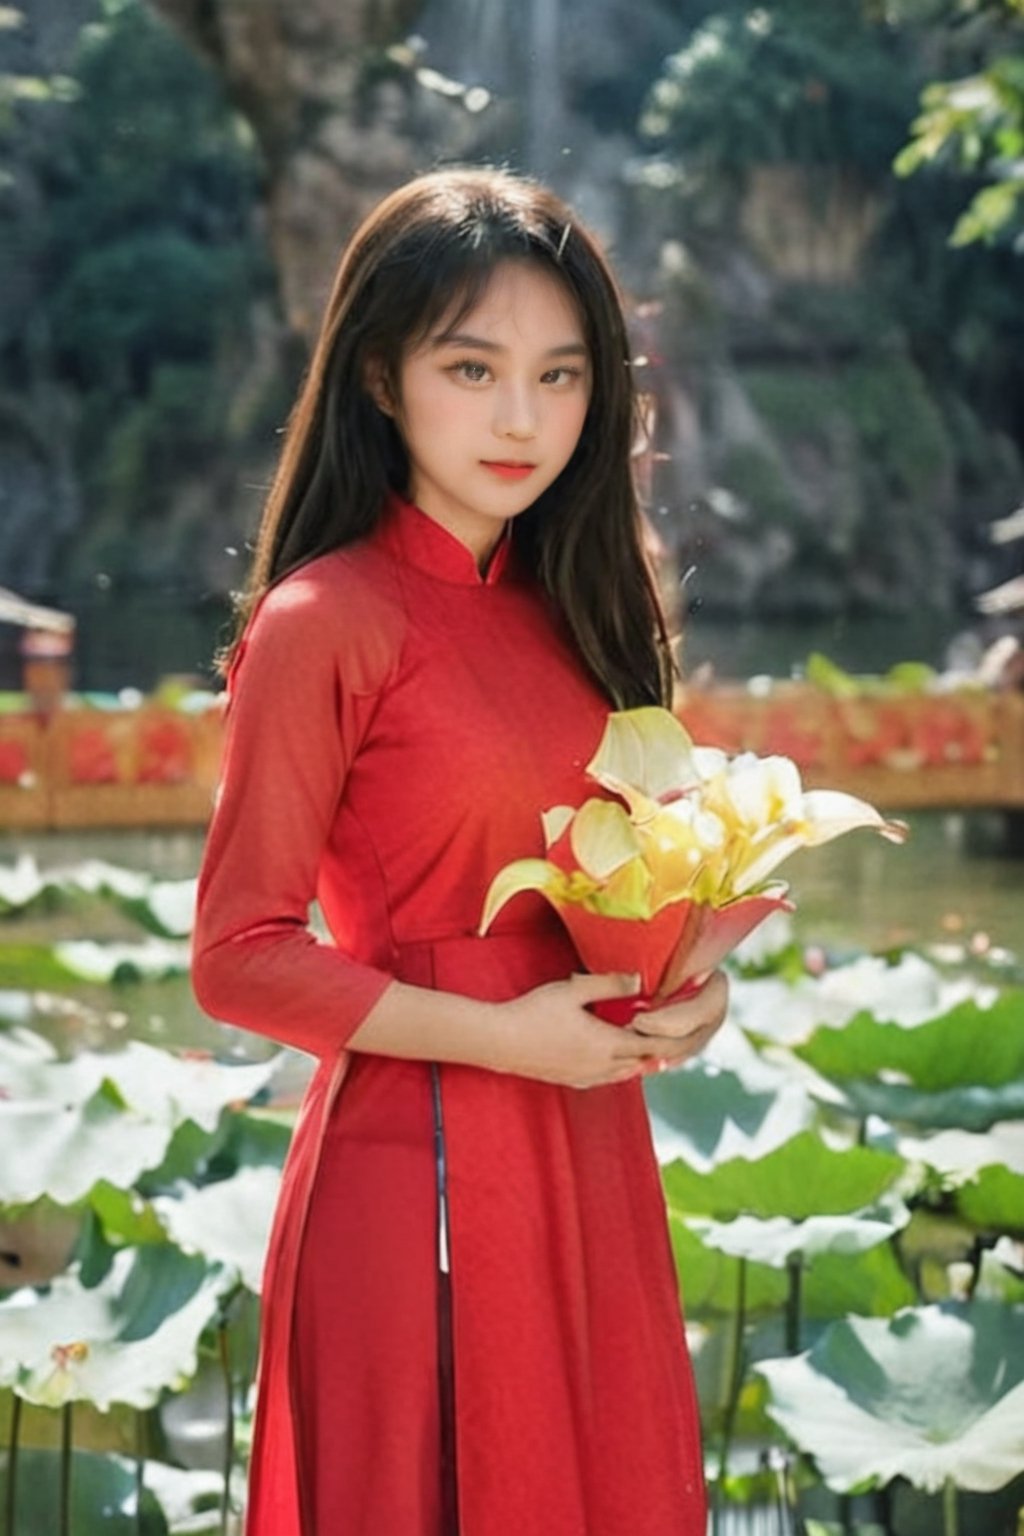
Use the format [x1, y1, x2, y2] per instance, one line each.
[391, 924, 578, 1003]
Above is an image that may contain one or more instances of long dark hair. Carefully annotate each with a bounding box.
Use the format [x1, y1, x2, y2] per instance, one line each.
[222, 167, 672, 707]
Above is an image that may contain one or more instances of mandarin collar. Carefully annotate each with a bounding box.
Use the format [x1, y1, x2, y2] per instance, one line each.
[377, 492, 514, 587]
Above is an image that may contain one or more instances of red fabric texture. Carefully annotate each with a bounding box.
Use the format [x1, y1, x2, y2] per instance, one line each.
[192, 494, 707, 1535]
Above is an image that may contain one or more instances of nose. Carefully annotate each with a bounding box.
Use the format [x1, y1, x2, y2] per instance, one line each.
[492, 379, 538, 441]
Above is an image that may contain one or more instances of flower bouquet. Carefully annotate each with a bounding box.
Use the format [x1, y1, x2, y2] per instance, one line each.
[480, 707, 908, 1025]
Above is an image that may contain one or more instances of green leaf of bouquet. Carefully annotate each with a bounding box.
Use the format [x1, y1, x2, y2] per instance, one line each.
[0, 1448, 168, 1535]
[757, 1301, 1024, 1494]
[0, 1245, 229, 1409]
[155, 1165, 280, 1293]
[955, 1166, 1024, 1236]
[662, 1132, 905, 1221]
[645, 1059, 814, 1171]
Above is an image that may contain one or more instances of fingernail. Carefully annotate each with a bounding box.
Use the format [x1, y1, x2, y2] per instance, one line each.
[624, 973, 642, 994]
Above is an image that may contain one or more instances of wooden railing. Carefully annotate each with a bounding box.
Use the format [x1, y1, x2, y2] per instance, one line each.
[677, 683, 1024, 811]
[1, 685, 1022, 830]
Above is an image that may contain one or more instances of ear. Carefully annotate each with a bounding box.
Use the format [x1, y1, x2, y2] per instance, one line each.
[363, 357, 396, 417]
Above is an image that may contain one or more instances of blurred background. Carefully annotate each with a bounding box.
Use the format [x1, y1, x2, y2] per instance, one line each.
[1, 0, 1021, 960]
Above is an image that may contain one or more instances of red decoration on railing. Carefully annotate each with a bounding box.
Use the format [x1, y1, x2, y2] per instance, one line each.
[136, 719, 194, 784]
[836, 698, 995, 771]
[0, 739, 29, 784]
[68, 725, 119, 784]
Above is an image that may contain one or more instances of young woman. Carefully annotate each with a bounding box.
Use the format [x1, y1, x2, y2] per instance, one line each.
[191, 166, 729, 1536]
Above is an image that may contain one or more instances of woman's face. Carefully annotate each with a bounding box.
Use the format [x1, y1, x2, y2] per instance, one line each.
[383, 259, 592, 568]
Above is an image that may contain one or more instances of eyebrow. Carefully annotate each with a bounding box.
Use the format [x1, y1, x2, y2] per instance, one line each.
[432, 331, 588, 358]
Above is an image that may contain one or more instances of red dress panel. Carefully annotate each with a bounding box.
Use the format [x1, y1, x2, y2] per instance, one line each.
[191, 494, 706, 1536]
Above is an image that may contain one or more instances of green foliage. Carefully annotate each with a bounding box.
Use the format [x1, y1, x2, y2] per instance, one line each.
[744, 354, 952, 506]
[897, 37, 1024, 248]
[716, 441, 801, 532]
[641, 1, 917, 185]
[2, 0, 272, 583]
[46, 3, 261, 268]
[50, 241, 249, 395]
[731, 354, 956, 609]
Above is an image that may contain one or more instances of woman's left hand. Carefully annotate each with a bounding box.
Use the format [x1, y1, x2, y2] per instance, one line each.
[626, 969, 729, 1075]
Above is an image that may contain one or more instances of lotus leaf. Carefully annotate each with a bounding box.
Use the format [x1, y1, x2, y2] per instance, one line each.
[52, 938, 190, 983]
[140, 1458, 226, 1532]
[155, 1165, 281, 1293]
[686, 1199, 910, 1268]
[0, 944, 83, 989]
[0, 856, 196, 937]
[976, 1245, 1024, 1306]
[955, 1166, 1024, 1235]
[794, 992, 1024, 1131]
[801, 1243, 916, 1321]
[729, 952, 986, 1048]
[146, 878, 198, 937]
[97, 1041, 279, 1135]
[662, 1131, 905, 1221]
[890, 1122, 1024, 1178]
[795, 993, 1024, 1090]
[668, 1214, 787, 1317]
[0, 1245, 228, 1409]
[0, 1055, 171, 1206]
[645, 1059, 814, 1171]
[0, 1448, 167, 1534]
[819, 1079, 1024, 1134]
[0, 1033, 279, 1204]
[757, 1301, 1024, 1493]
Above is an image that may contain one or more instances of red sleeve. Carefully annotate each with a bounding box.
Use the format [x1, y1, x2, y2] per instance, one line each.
[190, 558, 397, 1059]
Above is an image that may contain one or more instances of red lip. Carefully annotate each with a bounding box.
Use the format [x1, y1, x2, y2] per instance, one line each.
[481, 461, 536, 480]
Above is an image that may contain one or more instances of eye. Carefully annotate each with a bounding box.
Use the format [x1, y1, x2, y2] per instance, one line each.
[448, 360, 491, 384]
[541, 365, 585, 386]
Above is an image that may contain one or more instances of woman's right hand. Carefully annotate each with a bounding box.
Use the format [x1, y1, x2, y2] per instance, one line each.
[491, 972, 687, 1089]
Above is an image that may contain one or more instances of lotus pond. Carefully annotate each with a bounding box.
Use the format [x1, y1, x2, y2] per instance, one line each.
[0, 818, 1022, 1535]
